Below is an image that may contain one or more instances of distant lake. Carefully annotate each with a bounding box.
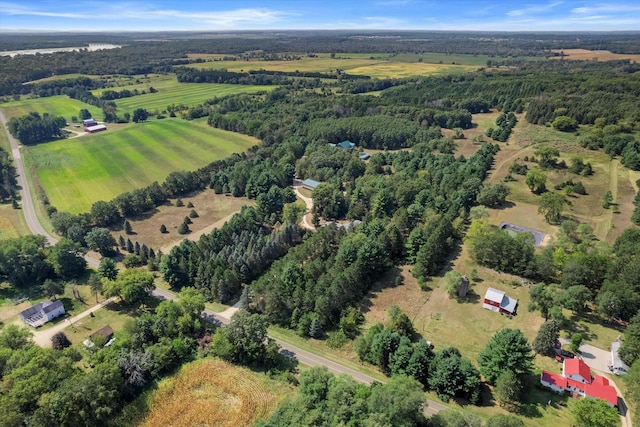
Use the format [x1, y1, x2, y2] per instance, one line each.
[0, 43, 121, 57]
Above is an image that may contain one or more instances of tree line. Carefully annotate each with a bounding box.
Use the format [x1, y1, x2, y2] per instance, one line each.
[7, 112, 67, 145]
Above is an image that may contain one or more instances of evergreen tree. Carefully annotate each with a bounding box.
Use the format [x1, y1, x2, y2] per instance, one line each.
[160, 224, 167, 233]
[134, 241, 140, 256]
[178, 222, 190, 235]
[189, 209, 198, 218]
[124, 219, 133, 235]
[532, 320, 560, 357]
[118, 235, 126, 249]
[478, 328, 534, 384]
[126, 238, 134, 253]
[309, 317, 323, 338]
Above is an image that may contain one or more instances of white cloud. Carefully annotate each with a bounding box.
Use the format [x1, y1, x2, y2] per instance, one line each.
[507, 1, 563, 17]
[572, 4, 640, 14]
[0, 2, 292, 28]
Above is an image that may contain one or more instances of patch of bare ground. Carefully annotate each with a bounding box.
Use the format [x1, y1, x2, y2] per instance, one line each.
[111, 190, 252, 253]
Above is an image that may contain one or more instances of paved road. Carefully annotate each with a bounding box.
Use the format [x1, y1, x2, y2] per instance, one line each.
[152, 287, 447, 415]
[0, 109, 99, 269]
[4, 110, 446, 417]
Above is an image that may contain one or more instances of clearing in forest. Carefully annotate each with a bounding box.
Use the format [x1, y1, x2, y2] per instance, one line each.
[139, 358, 292, 427]
[25, 118, 257, 213]
[112, 190, 253, 252]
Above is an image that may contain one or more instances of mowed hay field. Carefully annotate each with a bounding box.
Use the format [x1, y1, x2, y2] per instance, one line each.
[550, 48, 640, 63]
[26, 118, 258, 213]
[139, 358, 292, 427]
[110, 82, 274, 115]
[0, 95, 102, 122]
[187, 56, 476, 79]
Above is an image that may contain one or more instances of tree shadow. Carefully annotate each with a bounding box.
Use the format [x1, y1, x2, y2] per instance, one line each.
[490, 200, 516, 211]
[360, 266, 403, 315]
[456, 290, 480, 305]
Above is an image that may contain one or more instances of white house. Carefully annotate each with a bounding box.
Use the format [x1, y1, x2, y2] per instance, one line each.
[19, 300, 65, 327]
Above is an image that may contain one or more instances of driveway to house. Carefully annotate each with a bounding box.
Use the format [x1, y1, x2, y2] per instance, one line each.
[292, 179, 315, 230]
[30, 297, 118, 347]
[560, 338, 632, 427]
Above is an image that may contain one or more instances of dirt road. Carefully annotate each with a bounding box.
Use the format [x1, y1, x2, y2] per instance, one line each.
[292, 179, 315, 230]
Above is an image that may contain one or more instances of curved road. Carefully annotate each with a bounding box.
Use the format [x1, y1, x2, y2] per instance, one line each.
[2, 112, 446, 416]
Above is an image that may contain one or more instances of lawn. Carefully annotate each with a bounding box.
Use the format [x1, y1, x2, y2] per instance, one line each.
[550, 49, 640, 63]
[108, 82, 274, 115]
[25, 118, 258, 213]
[61, 302, 132, 345]
[0, 95, 102, 122]
[135, 358, 292, 427]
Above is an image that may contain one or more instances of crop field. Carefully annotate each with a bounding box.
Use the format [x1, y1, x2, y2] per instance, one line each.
[186, 56, 476, 79]
[332, 52, 543, 66]
[0, 95, 102, 122]
[551, 48, 640, 63]
[25, 118, 258, 213]
[139, 358, 292, 427]
[108, 82, 274, 115]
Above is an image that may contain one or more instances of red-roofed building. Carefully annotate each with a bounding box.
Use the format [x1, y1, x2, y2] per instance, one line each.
[540, 359, 618, 407]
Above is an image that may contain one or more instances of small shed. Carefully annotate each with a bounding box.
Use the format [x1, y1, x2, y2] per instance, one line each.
[90, 325, 114, 344]
[482, 287, 518, 316]
[83, 118, 97, 126]
[302, 179, 321, 191]
[359, 153, 371, 160]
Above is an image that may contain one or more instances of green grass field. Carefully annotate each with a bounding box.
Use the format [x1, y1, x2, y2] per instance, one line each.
[0, 95, 103, 122]
[26, 118, 258, 213]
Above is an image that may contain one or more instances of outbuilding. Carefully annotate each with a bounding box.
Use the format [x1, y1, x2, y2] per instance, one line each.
[482, 287, 518, 316]
[302, 178, 321, 191]
[85, 124, 107, 133]
[610, 341, 629, 375]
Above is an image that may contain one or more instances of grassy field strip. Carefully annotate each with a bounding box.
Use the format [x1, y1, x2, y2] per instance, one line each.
[111, 82, 273, 114]
[0, 96, 103, 121]
[28, 118, 258, 213]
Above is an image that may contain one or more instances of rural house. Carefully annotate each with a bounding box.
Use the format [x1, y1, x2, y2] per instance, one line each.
[540, 358, 618, 407]
[482, 287, 518, 315]
[82, 118, 97, 127]
[19, 300, 65, 327]
[609, 342, 629, 375]
[302, 178, 321, 191]
[329, 140, 356, 150]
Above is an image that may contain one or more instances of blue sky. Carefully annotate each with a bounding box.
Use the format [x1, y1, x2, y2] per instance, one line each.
[1, 1, 639, 32]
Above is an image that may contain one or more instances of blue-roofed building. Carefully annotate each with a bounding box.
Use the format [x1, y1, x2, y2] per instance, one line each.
[338, 140, 356, 149]
[302, 179, 321, 191]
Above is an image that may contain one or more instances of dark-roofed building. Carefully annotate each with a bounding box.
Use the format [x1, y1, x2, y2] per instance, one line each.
[19, 300, 65, 327]
[91, 325, 114, 342]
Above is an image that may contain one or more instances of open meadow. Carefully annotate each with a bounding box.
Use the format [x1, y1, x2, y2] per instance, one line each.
[112, 190, 253, 253]
[107, 81, 274, 115]
[485, 117, 638, 244]
[0, 95, 102, 122]
[24, 118, 258, 213]
[137, 358, 292, 427]
[186, 55, 477, 78]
